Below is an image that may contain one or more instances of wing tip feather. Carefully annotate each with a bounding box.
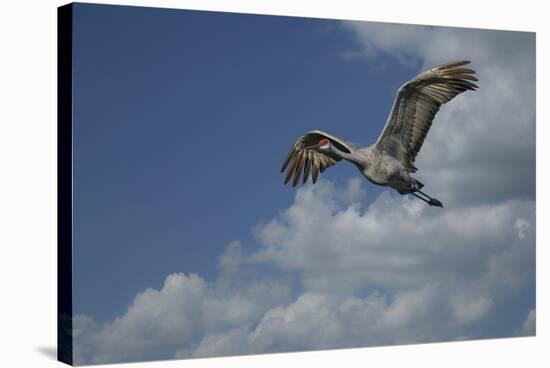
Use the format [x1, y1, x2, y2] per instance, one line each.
[438, 60, 471, 70]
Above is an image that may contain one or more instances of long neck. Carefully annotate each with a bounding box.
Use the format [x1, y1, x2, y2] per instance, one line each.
[329, 145, 361, 165]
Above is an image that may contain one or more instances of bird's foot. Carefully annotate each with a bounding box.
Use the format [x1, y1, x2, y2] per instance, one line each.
[428, 198, 443, 208]
[410, 191, 444, 208]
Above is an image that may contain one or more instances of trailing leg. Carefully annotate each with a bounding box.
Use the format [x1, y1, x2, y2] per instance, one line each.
[416, 190, 444, 208]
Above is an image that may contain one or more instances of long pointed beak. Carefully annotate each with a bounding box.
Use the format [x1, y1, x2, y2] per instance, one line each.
[306, 143, 321, 150]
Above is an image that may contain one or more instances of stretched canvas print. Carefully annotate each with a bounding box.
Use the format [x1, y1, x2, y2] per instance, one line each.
[58, 2, 536, 366]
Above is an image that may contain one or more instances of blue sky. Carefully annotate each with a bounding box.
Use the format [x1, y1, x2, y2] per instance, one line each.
[72, 3, 535, 365]
[72, 4, 402, 321]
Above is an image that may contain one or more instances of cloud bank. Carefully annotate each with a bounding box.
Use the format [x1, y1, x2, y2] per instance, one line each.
[74, 21, 535, 365]
[75, 179, 535, 364]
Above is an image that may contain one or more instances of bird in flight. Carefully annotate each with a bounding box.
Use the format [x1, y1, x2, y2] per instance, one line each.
[280, 60, 478, 207]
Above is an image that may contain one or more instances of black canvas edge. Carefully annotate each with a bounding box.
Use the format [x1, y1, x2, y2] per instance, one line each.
[58, 3, 74, 366]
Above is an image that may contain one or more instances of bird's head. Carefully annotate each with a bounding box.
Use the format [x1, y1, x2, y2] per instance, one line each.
[315, 138, 332, 151]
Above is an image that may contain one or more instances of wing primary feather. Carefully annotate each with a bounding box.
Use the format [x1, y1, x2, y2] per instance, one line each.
[451, 80, 478, 90]
[292, 151, 305, 187]
[280, 146, 297, 173]
[303, 151, 311, 184]
[443, 67, 476, 75]
[453, 74, 478, 82]
[312, 155, 319, 184]
[284, 152, 300, 184]
[438, 60, 470, 69]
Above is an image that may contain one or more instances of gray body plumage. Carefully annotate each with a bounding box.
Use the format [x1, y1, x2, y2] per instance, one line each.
[281, 60, 478, 204]
[320, 143, 420, 195]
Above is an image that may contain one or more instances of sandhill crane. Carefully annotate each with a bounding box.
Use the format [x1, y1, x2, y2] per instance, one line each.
[280, 60, 478, 207]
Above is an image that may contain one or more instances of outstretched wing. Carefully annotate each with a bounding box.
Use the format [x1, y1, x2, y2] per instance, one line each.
[281, 130, 358, 187]
[376, 60, 478, 172]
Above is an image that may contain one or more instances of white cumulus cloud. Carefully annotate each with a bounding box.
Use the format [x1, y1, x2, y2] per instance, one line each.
[518, 308, 536, 336]
[74, 179, 535, 364]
